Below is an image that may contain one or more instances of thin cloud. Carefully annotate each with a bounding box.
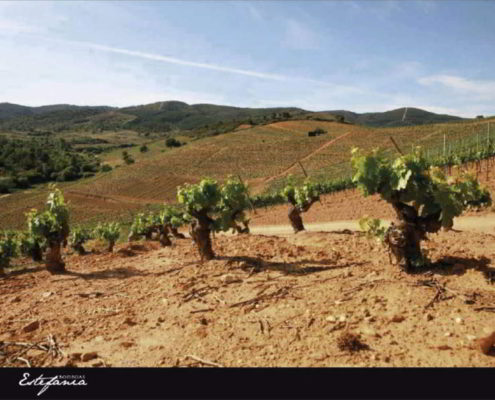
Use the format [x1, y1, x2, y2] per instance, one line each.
[418, 74, 495, 96]
[54, 38, 362, 95]
[65, 39, 287, 81]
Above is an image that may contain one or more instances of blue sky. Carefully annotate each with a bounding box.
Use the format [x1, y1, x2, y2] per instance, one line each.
[0, 1, 494, 117]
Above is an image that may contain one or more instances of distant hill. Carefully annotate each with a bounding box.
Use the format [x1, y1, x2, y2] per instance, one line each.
[0, 101, 305, 134]
[0, 102, 466, 135]
[326, 107, 464, 127]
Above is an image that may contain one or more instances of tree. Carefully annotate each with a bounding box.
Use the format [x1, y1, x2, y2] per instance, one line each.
[165, 138, 181, 148]
[140, 145, 149, 153]
[122, 151, 135, 165]
[282, 176, 320, 233]
[94, 222, 120, 252]
[177, 177, 250, 261]
[26, 188, 70, 273]
[351, 147, 491, 271]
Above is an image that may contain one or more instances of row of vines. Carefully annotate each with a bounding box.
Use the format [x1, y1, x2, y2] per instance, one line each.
[1, 136, 493, 275]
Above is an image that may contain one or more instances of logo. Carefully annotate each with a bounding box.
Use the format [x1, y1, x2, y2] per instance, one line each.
[19, 373, 87, 396]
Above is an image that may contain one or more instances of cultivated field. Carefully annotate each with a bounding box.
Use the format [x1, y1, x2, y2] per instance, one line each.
[0, 118, 493, 231]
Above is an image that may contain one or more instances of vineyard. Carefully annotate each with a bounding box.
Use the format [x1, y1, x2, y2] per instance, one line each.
[1, 141, 495, 367]
[1, 118, 495, 231]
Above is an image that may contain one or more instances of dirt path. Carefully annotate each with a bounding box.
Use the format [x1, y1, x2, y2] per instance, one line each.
[250, 215, 495, 236]
[263, 131, 352, 184]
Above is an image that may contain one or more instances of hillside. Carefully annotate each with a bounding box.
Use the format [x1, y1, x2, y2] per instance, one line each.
[0, 116, 493, 231]
[0, 101, 306, 135]
[0, 102, 468, 136]
[327, 107, 464, 127]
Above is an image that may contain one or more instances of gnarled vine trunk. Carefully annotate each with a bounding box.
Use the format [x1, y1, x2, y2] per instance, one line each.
[288, 205, 305, 233]
[31, 242, 43, 261]
[231, 209, 250, 234]
[107, 241, 115, 253]
[385, 198, 442, 272]
[72, 244, 86, 256]
[287, 196, 319, 233]
[189, 211, 215, 261]
[170, 227, 185, 239]
[46, 241, 65, 273]
[159, 226, 172, 247]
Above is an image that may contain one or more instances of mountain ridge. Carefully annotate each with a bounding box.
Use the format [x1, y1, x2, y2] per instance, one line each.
[0, 101, 468, 133]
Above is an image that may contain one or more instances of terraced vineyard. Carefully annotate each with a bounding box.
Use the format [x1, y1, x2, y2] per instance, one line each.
[1, 117, 494, 230]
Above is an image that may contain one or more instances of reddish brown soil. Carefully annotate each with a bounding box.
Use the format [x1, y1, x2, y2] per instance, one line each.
[1, 228, 494, 368]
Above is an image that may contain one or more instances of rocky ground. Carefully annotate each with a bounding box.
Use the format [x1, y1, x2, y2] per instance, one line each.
[1, 224, 494, 367]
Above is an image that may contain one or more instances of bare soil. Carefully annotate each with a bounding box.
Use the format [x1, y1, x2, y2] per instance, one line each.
[1, 223, 494, 367]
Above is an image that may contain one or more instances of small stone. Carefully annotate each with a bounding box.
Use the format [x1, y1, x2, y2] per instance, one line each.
[92, 361, 104, 367]
[120, 342, 134, 349]
[338, 315, 346, 322]
[70, 353, 82, 361]
[334, 300, 342, 305]
[390, 314, 405, 323]
[22, 320, 40, 333]
[157, 317, 165, 323]
[444, 332, 452, 337]
[466, 334, 477, 342]
[438, 345, 452, 351]
[325, 315, 336, 322]
[81, 352, 98, 362]
[477, 331, 495, 355]
[42, 291, 53, 298]
[425, 314, 434, 322]
[455, 317, 463, 324]
[11, 296, 21, 303]
[220, 274, 242, 284]
[364, 316, 376, 323]
[124, 317, 137, 326]
[199, 317, 208, 326]
[384, 356, 390, 363]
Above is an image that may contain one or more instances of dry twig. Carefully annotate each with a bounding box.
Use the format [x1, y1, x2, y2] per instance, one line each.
[184, 355, 224, 368]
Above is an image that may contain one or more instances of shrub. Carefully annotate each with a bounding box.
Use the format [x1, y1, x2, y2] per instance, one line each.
[165, 138, 181, 148]
[281, 176, 320, 233]
[308, 128, 326, 137]
[94, 222, 120, 252]
[18, 231, 44, 261]
[101, 164, 113, 173]
[69, 226, 93, 255]
[122, 151, 135, 165]
[140, 145, 149, 153]
[0, 231, 19, 274]
[26, 188, 70, 273]
[351, 147, 492, 271]
[178, 176, 250, 260]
